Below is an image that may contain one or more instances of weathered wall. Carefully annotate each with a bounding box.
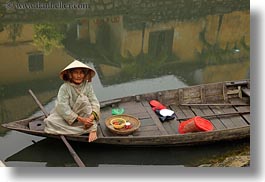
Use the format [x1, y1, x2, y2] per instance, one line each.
[0, 0, 249, 22]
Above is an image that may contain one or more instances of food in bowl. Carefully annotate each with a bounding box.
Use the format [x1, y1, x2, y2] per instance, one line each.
[110, 118, 126, 129]
[125, 121, 132, 129]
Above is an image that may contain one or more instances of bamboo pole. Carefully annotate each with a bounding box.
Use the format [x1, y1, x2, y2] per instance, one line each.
[180, 103, 248, 106]
[176, 111, 250, 121]
[28, 89, 86, 167]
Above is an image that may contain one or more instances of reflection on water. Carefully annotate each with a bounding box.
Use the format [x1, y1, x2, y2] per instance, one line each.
[0, 0, 250, 167]
[5, 138, 250, 167]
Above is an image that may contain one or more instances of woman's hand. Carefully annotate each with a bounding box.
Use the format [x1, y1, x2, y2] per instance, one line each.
[77, 114, 94, 129]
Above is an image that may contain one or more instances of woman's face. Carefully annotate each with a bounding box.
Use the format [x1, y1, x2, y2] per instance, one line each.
[69, 68, 86, 84]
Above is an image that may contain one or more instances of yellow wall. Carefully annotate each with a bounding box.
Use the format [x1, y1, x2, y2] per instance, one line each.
[172, 20, 204, 61]
[218, 11, 250, 49]
[86, 10, 249, 62]
[205, 11, 250, 49]
[120, 10, 249, 61]
[0, 24, 74, 85]
[0, 24, 34, 43]
[78, 19, 89, 39]
[89, 15, 123, 45]
[0, 45, 73, 84]
[121, 30, 143, 57]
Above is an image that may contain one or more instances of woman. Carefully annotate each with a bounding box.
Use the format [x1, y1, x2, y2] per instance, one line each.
[44, 60, 100, 142]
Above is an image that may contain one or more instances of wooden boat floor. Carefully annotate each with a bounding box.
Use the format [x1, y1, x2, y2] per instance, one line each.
[98, 98, 250, 138]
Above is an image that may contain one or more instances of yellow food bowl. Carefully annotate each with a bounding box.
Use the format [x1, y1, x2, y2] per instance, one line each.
[110, 118, 126, 129]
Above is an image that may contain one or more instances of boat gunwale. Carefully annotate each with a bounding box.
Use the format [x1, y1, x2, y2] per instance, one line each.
[2, 117, 250, 139]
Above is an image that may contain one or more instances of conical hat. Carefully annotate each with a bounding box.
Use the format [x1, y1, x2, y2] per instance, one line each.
[59, 60, 96, 81]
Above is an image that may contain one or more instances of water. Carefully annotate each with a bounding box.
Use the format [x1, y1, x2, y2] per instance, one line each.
[0, 0, 250, 167]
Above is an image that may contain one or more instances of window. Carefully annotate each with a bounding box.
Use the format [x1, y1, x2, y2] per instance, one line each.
[148, 30, 174, 58]
[28, 53, 44, 72]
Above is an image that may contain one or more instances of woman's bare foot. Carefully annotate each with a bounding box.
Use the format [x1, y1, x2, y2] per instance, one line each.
[88, 131, 97, 142]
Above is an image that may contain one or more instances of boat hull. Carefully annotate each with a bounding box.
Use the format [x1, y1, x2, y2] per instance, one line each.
[2, 80, 250, 146]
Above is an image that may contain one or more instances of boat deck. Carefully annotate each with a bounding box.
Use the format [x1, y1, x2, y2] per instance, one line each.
[97, 98, 250, 137]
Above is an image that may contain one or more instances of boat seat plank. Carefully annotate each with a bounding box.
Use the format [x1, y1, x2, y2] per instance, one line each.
[141, 100, 151, 107]
[190, 106, 221, 130]
[118, 101, 146, 114]
[98, 108, 114, 137]
[168, 105, 182, 133]
[98, 124, 116, 136]
[196, 106, 226, 130]
[234, 106, 250, 124]
[132, 120, 160, 136]
[141, 101, 168, 135]
[209, 106, 237, 129]
[168, 121, 179, 133]
[132, 112, 150, 120]
[229, 98, 249, 105]
[118, 101, 150, 119]
[162, 122, 176, 134]
[140, 118, 158, 127]
[98, 121, 114, 137]
[166, 118, 180, 134]
[169, 104, 186, 122]
[179, 106, 196, 118]
[101, 100, 150, 119]
[100, 106, 113, 119]
[235, 105, 250, 112]
[221, 106, 249, 127]
[168, 105, 188, 133]
[188, 105, 226, 130]
[187, 105, 203, 115]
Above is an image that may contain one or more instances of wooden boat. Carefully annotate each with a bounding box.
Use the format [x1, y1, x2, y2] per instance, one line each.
[2, 79, 250, 146]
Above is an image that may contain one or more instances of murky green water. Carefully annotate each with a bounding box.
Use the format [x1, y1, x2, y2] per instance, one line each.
[0, 0, 250, 167]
